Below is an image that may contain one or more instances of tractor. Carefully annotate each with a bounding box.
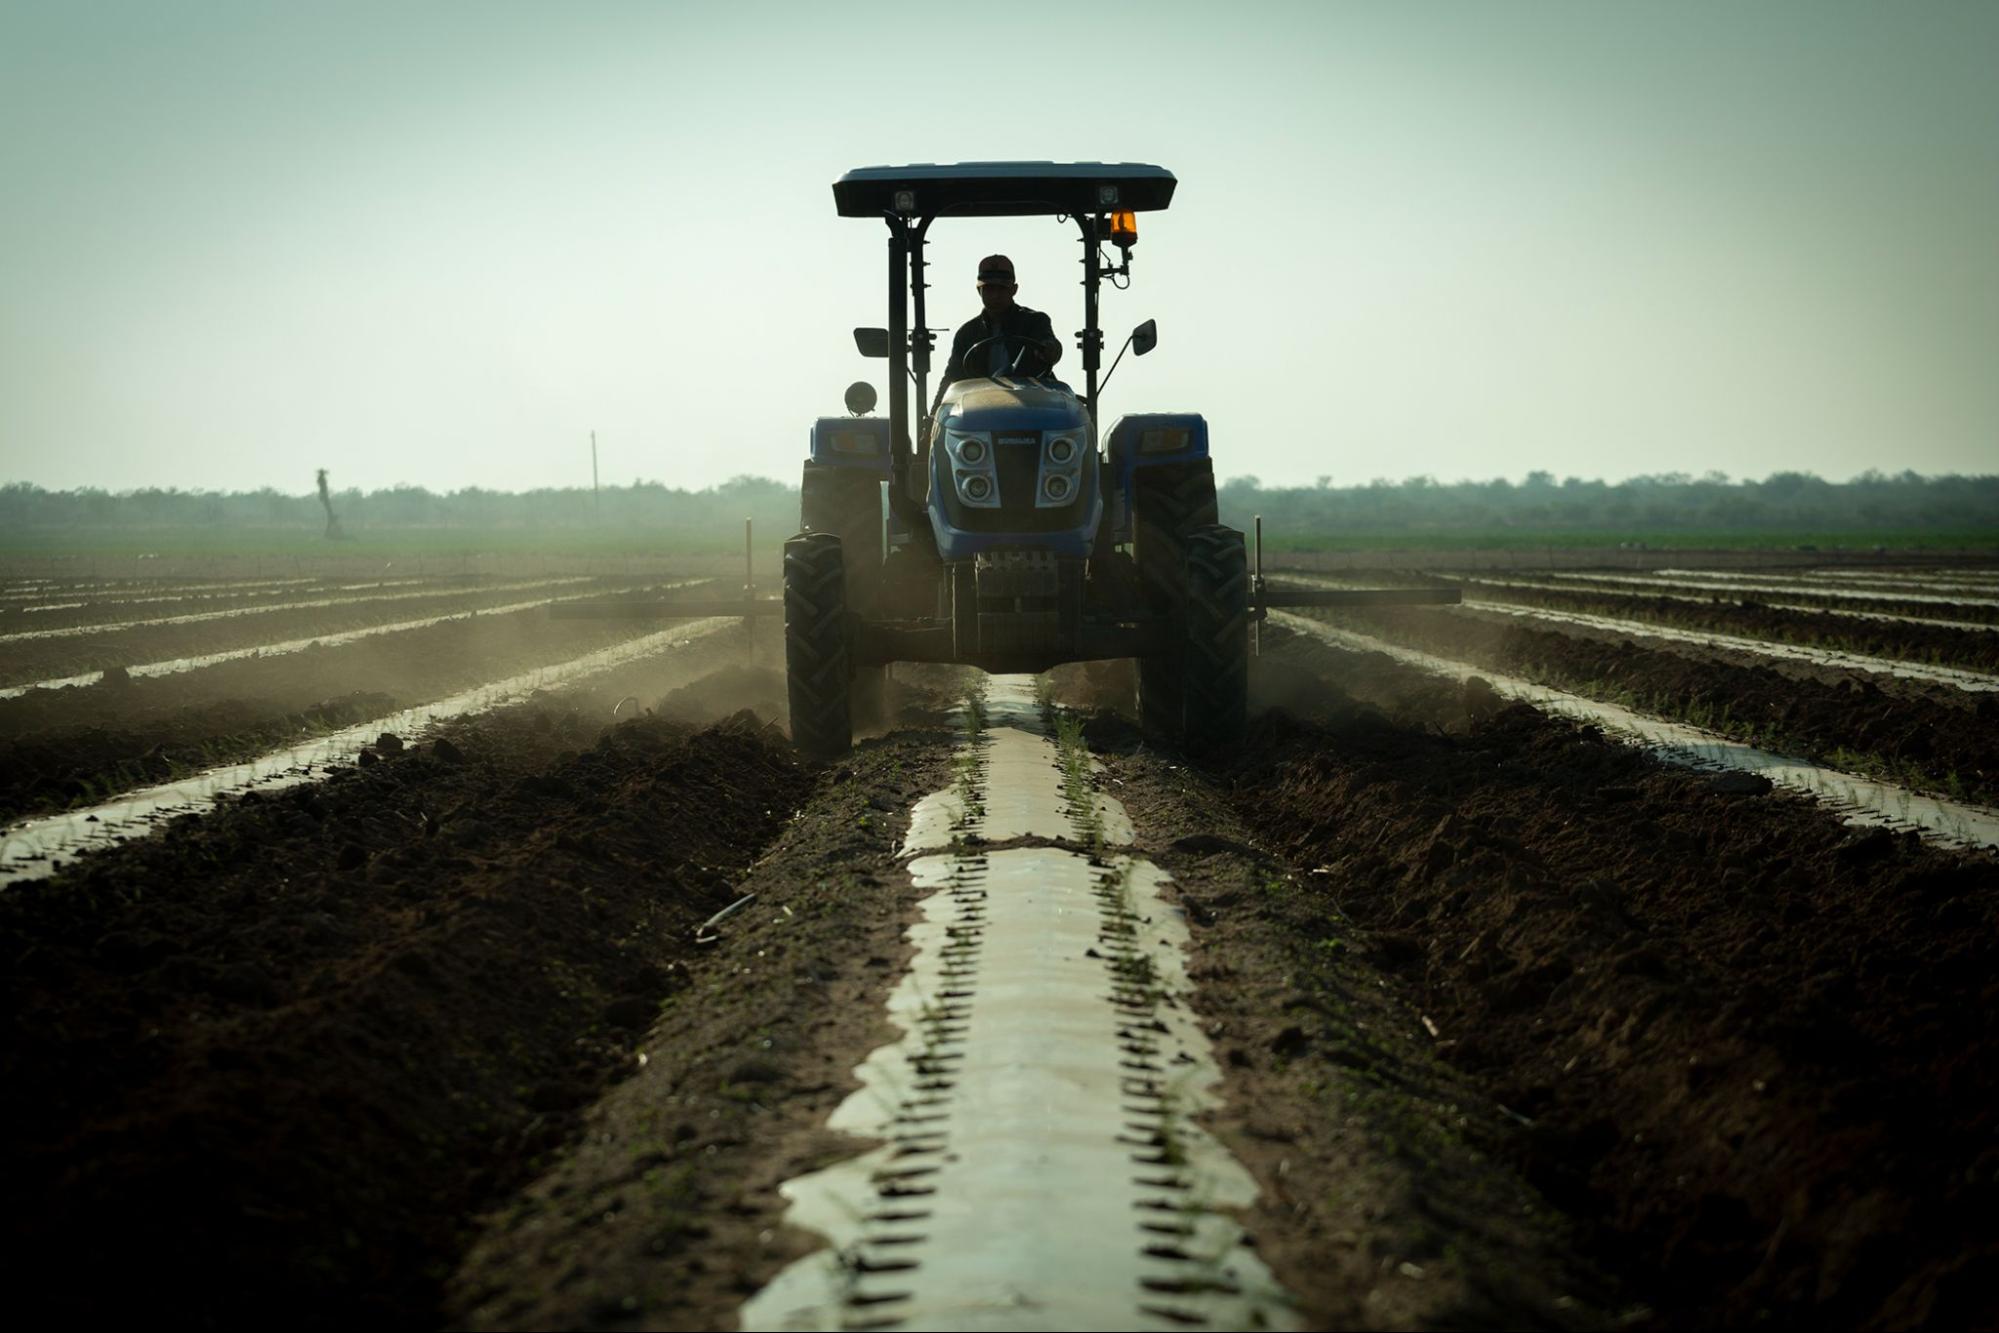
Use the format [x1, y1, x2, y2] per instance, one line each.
[560, 162, 1456, 754]
[786, 161, 1453, 757]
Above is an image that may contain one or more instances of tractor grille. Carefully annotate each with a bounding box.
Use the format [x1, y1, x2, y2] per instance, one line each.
[939, 431, 1086, 533]
[994, 434, 1040, 508]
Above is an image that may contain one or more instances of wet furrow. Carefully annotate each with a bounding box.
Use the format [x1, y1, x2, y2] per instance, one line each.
[1, 618, 735, 881]
[743, 679, 1295, 1331]
[1459, 601, 1999, 692]
[0, 576, 599, 643]
[1272, 611, 1999, 850]
[1447, 571, 1999, 635]
[1539, 570, 1999, 612]
[0, 581, 705, 699]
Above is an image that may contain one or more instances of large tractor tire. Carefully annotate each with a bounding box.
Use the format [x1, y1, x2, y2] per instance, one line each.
[800, 462, 884, 609]
[784, 533, 853, 759]
[1179, 524, 1249, 752]
[1132, 460, 1218, 744]
[800, 463, 886, 726]
[1131, 458, 1218, 599]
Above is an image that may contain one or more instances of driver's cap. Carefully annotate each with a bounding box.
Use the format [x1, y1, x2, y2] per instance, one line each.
[977, 254, 1015, 284]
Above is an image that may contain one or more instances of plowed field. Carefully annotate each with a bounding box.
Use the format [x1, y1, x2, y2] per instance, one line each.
[2, 561, 1994, 1330]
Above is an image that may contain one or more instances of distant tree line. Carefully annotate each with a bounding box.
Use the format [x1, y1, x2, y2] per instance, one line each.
[1217, 469, 1999, 536]
[1, 469, 1993, 536]
[0, 476, 801, 536]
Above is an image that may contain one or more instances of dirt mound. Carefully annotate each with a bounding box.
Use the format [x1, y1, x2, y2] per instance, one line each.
[652, 662, 789, 724]
[1217, 689, 1999, 1328]
[0, 708, 814, 1327]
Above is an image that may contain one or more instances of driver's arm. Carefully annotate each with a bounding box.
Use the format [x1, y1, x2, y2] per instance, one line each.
[937, 322, 974, 396]
[1026, 309, 1062, 370]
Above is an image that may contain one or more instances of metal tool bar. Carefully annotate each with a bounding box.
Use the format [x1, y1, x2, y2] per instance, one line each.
[1252, 515, 1264, 656]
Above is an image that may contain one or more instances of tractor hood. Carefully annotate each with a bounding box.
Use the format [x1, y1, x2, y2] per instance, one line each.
[939, 378, 1089, 433]
[928, 377, 1099, 563]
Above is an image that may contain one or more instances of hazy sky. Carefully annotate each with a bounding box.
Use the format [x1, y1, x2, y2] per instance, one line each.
[3, 1, 1995, 496]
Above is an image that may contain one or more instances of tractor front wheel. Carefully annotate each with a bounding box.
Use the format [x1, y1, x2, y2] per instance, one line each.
[784, 532, 852, 758]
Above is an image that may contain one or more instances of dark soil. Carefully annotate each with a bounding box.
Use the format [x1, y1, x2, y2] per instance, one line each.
[456, 663, 1604, 1333]
[1, 700, 815, 1328]
[0, 576, 469, 635]
[1306, 604, 1999, 808]
[1461, 581, 1999, 674]
[1501, 572, 1999, 629]
[0, 609, 744, 823]
[1056, 698, 1614, 1329]
[1208, 626, 1999, 1329]
[449, 691, 969, 1331]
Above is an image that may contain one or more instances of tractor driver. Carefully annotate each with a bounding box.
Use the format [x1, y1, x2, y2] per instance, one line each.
[933, 255, 1063, 404]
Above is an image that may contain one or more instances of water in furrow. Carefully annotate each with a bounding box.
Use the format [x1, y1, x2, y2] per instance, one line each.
[741, 678, 1296, 1332]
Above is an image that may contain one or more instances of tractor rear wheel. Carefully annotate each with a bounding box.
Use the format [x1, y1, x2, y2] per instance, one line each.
[1132, 460, 1219, 745]
[1131, 458, 1218, 601]
[799, 462, 884, 608]
[1136, 523, 1248, 752]
[1179, 524, 1249, 752]
[784, 532, 852, 759]
[801, 464, 887, 728]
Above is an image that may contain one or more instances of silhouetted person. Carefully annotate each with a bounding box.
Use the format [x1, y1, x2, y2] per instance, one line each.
[933, 255, 1062, 408]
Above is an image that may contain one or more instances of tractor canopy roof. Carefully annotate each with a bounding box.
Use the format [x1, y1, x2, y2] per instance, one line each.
[833, 162, 1175, 218]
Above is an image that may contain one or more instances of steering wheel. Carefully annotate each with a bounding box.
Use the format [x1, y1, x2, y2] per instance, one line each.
[960, 330, 1054, 376]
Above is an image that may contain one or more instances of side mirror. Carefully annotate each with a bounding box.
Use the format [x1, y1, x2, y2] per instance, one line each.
[853, 327, 890, 358]
[844, 381, 878, 416]
[1132, 318, 1158, 356]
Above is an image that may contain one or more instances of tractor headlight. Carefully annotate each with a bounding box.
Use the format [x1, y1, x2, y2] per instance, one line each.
[1139, 427, 1191, 455]
[943, 429, 999, 508]
[942, 429, 991, 465]
[1035, 434, 1084, 509]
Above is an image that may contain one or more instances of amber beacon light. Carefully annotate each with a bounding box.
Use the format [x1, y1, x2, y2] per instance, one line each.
[1109, 210, 1138, 249]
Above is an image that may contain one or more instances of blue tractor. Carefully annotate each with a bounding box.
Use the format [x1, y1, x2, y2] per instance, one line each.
[551, 163, 1452, 746]
[787, 162, 1454, 757]
[787, 163, 1233, 757]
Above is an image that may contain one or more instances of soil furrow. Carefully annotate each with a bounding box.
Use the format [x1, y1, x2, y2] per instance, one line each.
[1290, 603, 1999, 808]
[1196, 628, 1999, 1329]
[1450, 577, 1999, 673]
[1536, 573, 1999, 624]
[3, 701, 816, 1328]
[0, 609, 747, 823]
[0, 576, 600, 642]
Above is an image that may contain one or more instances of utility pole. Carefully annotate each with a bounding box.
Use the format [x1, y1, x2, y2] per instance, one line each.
[591, 431, 601, 516]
